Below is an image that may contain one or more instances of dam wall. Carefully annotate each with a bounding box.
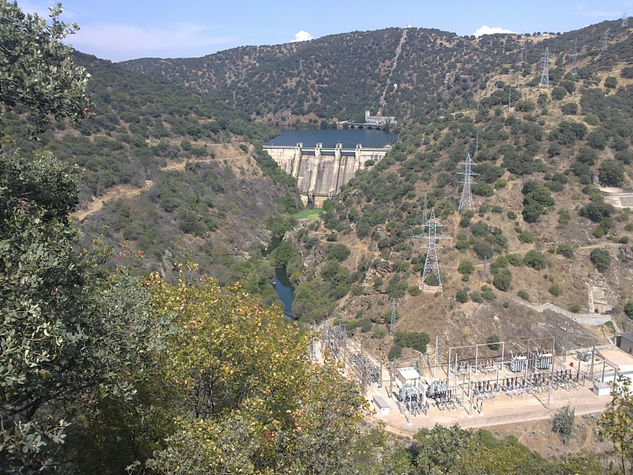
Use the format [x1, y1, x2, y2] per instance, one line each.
[263, 142, 390, 206]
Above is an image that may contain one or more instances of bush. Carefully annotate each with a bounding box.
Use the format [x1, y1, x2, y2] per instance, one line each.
[458, 259, 475, 276]
[517, 290, 530, 301]
[456, 289, 469, 303]
[372, 326, 387, 339]
[549, 284, 562, 297]
[470, 291, 483, 303]
[395, 331, 430, 353]
[560, 102, 578, 115]
[625, 301, 633, 319]
[388, 344, 403, 361]
[568, 303, 581, 313]
[327, 243, 351, 262]
[579, 201, 614, 223]
[481, 285, 495, 301]
[518, 230, 534, 243]
[552, 404, 575, 443]
[523, 250, 547, 270]
[590, 249, 611, 272]
[486, 334, 500, 350]
[604, 76, 617, 89]
[472, 183, 494, 197]
[493, 270, 512, 291]
[473, 241, 494, 260]
[598, 160, 625, 187]
[408, 286, 422, 296]
[556, 244, 574, 258]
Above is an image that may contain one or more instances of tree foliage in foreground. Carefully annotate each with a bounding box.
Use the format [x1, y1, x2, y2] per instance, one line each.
[0, 2, 91, 129]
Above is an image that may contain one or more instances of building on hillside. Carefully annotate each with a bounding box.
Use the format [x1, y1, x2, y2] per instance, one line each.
[364, 110, 397, 126]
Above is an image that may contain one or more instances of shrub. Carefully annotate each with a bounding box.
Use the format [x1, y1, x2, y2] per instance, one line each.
[473, 242, 494, 260]
[486, 334, 500, 350]
[470, 291, 483, 303]
[372, 326, 387, 339]
[625, 301, 633, 319]
[556, 244, 574, 258]
[590, 249, 611, 272]
[579, 201, 614, 223]
[523, 250, 547, 270]
[507, 210, 517, 220]
[481, 285, 495, 301]
[493, 270, 512, 291]
[458, 260, 475, 276]
[561, 102, 578, 115]
[388, 344, 403, 361]
[456, 289, 469, 303]
[604, 76, 617, 89]
[552, 403, 575, 443]
[395, 331, 430, 353]
[408, 285, 422, 296]
[598, 160, 625, 187]
[518, 230, 535, 243]
[517, 290, 530, 301]
[549, 284, 562, 297]
[472, 183, 494, 197]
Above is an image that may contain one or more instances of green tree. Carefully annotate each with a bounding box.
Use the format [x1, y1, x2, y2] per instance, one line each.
[625, 301, 633, 319]
[552, 403, 575, 443]
[0, 2, 91, 130]
[590, 248, 611, 272]
[523, 250, 547, 270]
[493, 269, 512, 291]
[599, 160, 625, 187]
[598, 377, 633, 475]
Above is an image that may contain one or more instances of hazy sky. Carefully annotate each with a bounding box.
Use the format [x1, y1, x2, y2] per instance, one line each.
[18, 0, 633, 61]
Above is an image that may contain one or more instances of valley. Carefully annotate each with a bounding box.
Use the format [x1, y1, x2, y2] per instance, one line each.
[3, 2, 633, 472]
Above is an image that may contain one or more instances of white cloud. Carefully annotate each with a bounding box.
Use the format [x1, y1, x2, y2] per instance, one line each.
[473, 25, 516, 37]
[291, 30, 313, 43]
[69, 23, 234, 61]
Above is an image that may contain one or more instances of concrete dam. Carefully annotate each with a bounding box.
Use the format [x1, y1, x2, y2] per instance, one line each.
[263, 142, 391, 207]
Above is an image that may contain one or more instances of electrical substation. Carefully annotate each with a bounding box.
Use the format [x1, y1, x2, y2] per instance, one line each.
[318, 326, 633, 430]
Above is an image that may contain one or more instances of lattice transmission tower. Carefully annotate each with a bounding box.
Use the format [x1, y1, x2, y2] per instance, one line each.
[539, 47, 550, 88]
[602, 29, 610, 52]
[420, 208, 444, 287]
[622, 14, 629, 28]
[458, 152, 478, 211]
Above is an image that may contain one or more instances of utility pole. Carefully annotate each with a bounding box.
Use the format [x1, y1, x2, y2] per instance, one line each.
[539, 47, 550, 88]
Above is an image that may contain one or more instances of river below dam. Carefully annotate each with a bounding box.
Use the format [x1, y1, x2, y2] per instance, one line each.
[267, 128, 396, 318]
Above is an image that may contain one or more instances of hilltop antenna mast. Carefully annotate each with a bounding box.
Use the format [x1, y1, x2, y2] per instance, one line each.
[602, 29, 610, 52]
[622, 13, 629, 28]
[421, 208, 444, 287]
[539, 47, 550, 88]
[458, 153, 478, 211]
[390, 299, 397, 336]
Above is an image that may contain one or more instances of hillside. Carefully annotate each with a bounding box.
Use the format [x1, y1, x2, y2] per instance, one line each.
[3, 52, 299, 293]
[122, 20, 632, 127]
[240, 22, 633, 360]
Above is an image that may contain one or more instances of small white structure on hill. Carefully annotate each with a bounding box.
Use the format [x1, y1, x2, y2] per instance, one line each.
[364, 110, 397, 126]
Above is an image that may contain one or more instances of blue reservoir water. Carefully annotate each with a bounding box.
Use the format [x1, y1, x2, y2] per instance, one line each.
[266, 129, 397, 148]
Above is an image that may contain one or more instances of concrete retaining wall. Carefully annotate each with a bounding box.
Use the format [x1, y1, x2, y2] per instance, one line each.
[513, 298, 611, 326]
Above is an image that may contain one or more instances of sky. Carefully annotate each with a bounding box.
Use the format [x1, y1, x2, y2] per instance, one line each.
[17, 0, 633, 62]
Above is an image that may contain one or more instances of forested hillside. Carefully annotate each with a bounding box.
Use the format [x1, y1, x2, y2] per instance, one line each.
[4, 51, 303, 286]
[123, 20, 633, 126]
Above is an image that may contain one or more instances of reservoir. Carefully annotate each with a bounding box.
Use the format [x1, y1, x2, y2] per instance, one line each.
[266, 128, 396, 148]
